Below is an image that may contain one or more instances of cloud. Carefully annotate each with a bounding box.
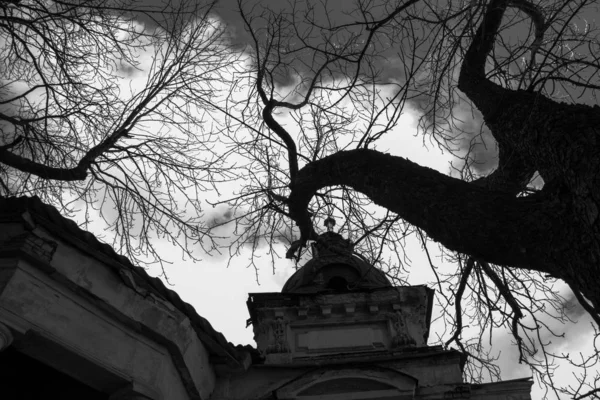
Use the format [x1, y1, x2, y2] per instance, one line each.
[212, 0, 357, 48]
[564, 292, 588, 320]
[204, 204, 235, 230]
[211, 0, 427, 100]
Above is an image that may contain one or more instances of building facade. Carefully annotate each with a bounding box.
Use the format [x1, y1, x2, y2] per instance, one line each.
[0, 197, 532, 399]
[214, 229, 532, 399]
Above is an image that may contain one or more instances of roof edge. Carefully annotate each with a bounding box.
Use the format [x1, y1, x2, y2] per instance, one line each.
[0, 196, 250, 370]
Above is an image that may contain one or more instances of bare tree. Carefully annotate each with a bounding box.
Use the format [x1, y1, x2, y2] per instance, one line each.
[219, 0, 600, 397]
[3, 0, 600, 397]
[0, 0, 240, 267]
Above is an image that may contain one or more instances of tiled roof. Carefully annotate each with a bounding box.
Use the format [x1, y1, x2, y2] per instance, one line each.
[0, 196, 250, 368]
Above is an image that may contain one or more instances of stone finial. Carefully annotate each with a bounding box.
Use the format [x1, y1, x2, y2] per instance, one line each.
[324, 217, 336, 232]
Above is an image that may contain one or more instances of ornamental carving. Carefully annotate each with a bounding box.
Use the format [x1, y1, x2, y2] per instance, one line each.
[388, 309, 416, 348]
[266, 317, 290, 354]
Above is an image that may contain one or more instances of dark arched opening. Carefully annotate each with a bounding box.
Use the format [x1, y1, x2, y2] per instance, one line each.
[326, 276, 349, 292]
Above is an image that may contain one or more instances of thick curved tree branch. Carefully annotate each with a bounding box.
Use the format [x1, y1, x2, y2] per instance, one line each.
[458, 0, 545, 119]
[288, 148, 562, 272]
[460, 0, 510, 79]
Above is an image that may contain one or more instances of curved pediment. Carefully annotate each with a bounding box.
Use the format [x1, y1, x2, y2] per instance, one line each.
[282, 230, 392, 294]
[282, 257, 391, 294]
[276, 367, 417, 399]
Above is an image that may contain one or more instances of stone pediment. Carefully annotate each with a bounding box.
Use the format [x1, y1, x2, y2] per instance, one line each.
[247, 286, 434, 364]
[282, 230, 391, 294]
[282, 257, 392, 294]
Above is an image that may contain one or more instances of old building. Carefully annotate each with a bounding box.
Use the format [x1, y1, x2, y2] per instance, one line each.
[0, 196, 250, 400]
[213, 223, 533, 399]
[0, 197, 532, 399]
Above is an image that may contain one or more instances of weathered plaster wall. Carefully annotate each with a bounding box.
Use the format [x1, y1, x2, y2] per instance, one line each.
[0, 217, 217, 399]
[43, 223, 217, 398]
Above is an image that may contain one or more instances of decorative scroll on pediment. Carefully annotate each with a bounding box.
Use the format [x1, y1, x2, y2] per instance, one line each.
[266, 317, 291, 354]
[387, 309, 417, 348]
